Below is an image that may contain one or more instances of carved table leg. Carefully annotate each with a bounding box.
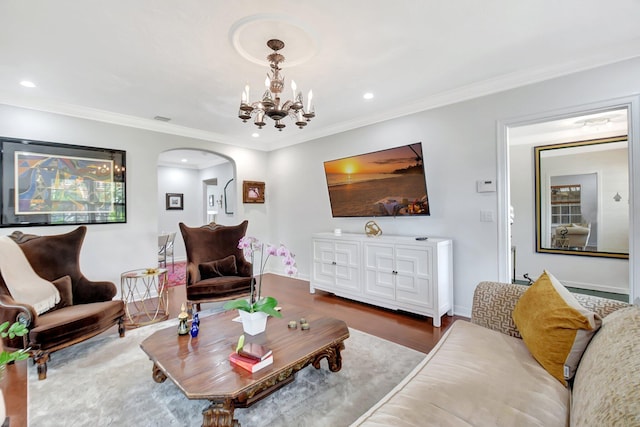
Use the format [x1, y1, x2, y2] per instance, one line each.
[151, 363, 167, 383]
[202, 400, 240, 427]
[312, 342, 345, 372]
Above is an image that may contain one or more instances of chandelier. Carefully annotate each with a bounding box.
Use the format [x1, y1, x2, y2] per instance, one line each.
[238, 39, 315, 131]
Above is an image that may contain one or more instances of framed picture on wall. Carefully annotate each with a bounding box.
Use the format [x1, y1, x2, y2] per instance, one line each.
[242, 181, 265, 203]
[166, 193, 183, 210]
[0, 136, 127, 227]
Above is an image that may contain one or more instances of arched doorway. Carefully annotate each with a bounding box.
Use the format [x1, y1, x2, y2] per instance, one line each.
[157, 149, 236, 263]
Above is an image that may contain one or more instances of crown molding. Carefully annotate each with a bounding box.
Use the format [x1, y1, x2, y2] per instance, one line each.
[2, 45, 640, 153]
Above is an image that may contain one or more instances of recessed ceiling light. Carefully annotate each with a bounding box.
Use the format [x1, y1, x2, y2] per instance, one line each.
[363, 92, 374, 100]
[20, 80, 36, 88]
[181, 158, 188, 163]
[252, 133, 260, 138]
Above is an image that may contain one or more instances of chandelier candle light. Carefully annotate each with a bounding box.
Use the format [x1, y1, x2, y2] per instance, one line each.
[238, 39, 315, 131]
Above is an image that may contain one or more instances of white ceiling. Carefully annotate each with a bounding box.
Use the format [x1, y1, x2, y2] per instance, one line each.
[2, 1, 640, 153]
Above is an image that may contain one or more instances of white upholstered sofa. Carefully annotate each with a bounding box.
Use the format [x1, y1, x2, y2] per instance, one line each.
[352, 281, 638, 426]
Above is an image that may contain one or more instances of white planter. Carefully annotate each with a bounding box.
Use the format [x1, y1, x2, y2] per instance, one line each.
[238, 310, 268, 335]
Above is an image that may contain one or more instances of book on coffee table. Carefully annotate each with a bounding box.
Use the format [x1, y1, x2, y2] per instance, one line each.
[229, 352, 273, 373]
[238, 342, 272, 361]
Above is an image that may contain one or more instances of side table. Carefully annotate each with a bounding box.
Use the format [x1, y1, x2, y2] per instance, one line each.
[120, 268, 169, 328]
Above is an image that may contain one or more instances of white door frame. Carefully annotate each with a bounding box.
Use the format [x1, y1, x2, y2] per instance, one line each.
[497, 96, 640, 304]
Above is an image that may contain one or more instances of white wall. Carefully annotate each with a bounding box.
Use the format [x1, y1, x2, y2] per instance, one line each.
[269, 57, 640, 315]
[2, 57, 640, 313]
[157, 165, 203, 262]
[0, 105, 268, 291]
[199, 161, 236, 226]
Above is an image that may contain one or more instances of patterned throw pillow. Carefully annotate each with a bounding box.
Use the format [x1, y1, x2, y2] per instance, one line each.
[199, 255, 238, 279]
[571, 306, 640, 426]
[512, 270, 601, 385]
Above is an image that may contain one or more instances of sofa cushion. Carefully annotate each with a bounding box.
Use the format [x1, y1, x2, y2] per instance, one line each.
[512, 270, 601, 385]
[571, 306, 640, 426]
[352, 320, 569, 426]
[198, 255, 238, 279]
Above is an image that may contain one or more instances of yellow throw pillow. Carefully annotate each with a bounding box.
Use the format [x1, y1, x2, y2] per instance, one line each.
[512, 270, 602, 385]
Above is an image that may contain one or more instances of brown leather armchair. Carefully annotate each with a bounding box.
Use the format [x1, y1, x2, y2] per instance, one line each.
[179, 221, 253, 311]
[0, 226, 125, 380]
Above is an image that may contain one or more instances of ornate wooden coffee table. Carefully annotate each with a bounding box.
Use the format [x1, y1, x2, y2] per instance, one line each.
[140, 307, 349, 427]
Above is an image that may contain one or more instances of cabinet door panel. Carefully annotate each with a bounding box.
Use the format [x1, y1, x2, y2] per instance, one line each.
[312, 260, 335, 287]
[395, 245, 433, 309]
[334, 241, 361, 292]
[312, 240, 336, 289]
[314, 240, 335, 263]
[363, 244, 395, 299]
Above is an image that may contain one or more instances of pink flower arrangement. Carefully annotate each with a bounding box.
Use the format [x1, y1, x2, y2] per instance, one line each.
[225, 236, 297, 316]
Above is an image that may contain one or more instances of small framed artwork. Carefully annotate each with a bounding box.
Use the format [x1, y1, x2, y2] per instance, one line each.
[166, 193, 184, 210]
[243, 181, 265, 204]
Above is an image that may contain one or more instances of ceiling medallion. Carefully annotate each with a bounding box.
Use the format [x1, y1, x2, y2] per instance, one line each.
[238, 39, 315, 131]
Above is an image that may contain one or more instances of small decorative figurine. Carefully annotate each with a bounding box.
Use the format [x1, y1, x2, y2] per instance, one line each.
[190, 322, 199, 338]
[193, 312, 200, 327]
[178, 303, 189, 335]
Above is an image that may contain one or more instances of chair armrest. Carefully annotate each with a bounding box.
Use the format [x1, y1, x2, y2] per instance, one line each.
[0, 294, 36, 350]
[470, 281, 528, 338]
[0, 294, 36, 328]
[72, 277, 117, 305]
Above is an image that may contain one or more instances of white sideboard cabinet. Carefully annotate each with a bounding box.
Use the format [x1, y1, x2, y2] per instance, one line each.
[310, 233, 453, 327]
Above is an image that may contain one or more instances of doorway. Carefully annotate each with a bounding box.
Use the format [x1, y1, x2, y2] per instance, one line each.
[157, 149, 236, 261]
[497, 97, 640, 304]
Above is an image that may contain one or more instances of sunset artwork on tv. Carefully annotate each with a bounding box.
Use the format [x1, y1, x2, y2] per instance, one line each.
[323, 143, 430, 217]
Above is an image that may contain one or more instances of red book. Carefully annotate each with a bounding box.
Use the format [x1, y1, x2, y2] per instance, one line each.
[229, 352, 273, 373]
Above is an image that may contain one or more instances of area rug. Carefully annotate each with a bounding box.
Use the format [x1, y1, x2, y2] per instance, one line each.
[165, 261, 186, 288]
[28, 317, 425, 426]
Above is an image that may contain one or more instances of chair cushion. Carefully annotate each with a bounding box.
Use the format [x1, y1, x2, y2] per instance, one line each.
[199, 255, 238, 279]
[187, 276, 252, 301]
[512, 270, 601, 385]
[29, 300, 125, 350]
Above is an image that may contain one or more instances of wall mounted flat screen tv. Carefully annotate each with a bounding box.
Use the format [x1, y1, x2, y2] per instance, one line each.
[323, 142, 430, 217]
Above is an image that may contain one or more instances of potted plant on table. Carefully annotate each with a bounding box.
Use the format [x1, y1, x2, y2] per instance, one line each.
[223, 236, 297, 335]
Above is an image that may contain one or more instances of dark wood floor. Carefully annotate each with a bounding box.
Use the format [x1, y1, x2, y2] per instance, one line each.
[167, 274, 465, 354]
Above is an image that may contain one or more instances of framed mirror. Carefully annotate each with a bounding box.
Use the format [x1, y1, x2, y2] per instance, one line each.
[535, 136, 629, 259]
